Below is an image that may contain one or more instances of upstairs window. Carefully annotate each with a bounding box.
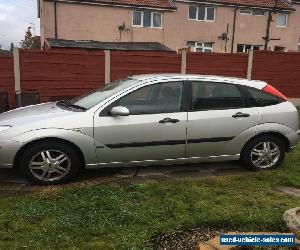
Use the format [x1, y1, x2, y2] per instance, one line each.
[187, 42, 213, 52]
[133, 10, 162, 28]
[189, 5, 215, 21]
[240, 8, 266, 16]
[277, 13, 288, 27]
[237, 44, 261, 53]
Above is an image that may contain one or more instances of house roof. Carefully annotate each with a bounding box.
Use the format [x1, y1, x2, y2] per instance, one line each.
[188, 0, 294, 10]
[52, 0, 177, 10]
[46, 38, 174, 51]
[50, 0, 294, 10]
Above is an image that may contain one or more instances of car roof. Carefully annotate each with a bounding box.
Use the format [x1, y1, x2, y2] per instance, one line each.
[130, 74, 267, 89]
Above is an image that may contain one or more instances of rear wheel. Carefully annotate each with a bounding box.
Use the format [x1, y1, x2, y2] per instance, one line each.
[19, 141, 81, 185]
[241, 135, 286, 171]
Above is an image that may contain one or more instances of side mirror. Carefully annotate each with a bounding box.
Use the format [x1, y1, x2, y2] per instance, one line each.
[110, 106, 130, 117]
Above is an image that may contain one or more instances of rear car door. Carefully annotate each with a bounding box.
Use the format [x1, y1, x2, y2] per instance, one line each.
[94, 81, 187, 164]
[187, 80, 259, 158]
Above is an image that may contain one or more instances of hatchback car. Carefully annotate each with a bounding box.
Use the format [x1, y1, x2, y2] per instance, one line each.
[0, 74, 299, 185]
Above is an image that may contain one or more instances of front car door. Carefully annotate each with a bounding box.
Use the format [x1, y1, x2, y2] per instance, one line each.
[94, 81, 188, 165]
[187, 80, 259, 158]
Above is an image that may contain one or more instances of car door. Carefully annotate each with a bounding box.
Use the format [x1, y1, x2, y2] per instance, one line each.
[187, 80, 259, 158]
[94, 81, 187, 164]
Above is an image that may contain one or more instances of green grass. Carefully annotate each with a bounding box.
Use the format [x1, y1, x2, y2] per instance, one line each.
[0, 153, 299, 249]
[0, 109, 299, 249]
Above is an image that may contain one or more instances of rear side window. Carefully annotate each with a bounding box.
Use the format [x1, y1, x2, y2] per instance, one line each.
[245, 87, 282, 107]
[191, 81, 244, 111]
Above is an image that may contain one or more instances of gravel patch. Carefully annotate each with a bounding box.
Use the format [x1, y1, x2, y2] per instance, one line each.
[152, 227, 224, 250]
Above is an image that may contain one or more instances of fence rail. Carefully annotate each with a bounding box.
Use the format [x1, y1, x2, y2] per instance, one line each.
[1, 49, 300, 109]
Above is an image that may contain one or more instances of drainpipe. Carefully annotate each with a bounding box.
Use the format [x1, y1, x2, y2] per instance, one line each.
[231, 6, 238, 53]
[264, 10, 272, 50]
[54, 0, 58, 39]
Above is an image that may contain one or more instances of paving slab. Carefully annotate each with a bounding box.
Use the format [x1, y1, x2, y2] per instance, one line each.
[135, 166, 166, 177]
[115, 167, 138, 178]
[275, 186, 300, 198]
[0, 162, 249, 196]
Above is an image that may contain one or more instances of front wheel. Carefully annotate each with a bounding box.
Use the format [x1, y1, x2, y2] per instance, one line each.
[19, 141, 81, 185]
[241, 135, 286, 171]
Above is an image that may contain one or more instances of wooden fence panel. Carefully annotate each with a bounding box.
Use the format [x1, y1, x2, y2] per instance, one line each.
[0, 55, 15, 107]
[19, 49, 105, 102]
[111, 51, 181, 81]
[252, 51, 300, 97]
[187, 52, 248, 78]
[1, 49, 300, 109]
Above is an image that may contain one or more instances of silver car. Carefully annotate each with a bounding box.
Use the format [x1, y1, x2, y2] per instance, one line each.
[0, 74, 299, 185]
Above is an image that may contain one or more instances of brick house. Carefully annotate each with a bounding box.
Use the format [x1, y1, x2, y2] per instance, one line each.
[38, 0, 300, 52]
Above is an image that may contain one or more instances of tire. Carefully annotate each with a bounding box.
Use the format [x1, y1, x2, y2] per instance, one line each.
[241, 135, 286, 171]
[19, 141, 81, 185]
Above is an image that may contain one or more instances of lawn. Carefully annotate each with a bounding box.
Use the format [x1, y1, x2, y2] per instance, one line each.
[0, 110, 299, 249]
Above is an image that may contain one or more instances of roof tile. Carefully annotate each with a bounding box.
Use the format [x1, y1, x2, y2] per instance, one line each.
[70, 0, 176, 9]
[196, 0, 294, 10]
[56, 0, 294, 10]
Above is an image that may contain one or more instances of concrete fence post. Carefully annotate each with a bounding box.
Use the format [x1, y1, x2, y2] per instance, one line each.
[13, 48, 21, 106]
[181, 50, 187, 74]
[247, 49, 254, 80]
[104, 50, 111, 84]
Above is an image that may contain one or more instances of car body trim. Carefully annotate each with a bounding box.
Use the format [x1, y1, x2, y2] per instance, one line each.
[105, 137, 234, 149]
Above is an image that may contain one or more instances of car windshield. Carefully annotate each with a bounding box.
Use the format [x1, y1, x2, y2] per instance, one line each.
[68, 78, 140, 110]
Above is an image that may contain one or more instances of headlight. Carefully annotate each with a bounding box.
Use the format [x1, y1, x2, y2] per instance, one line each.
[0, 126, 11, 133]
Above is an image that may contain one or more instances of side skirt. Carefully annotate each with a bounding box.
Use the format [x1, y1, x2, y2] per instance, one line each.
[85, 154, 240, 169]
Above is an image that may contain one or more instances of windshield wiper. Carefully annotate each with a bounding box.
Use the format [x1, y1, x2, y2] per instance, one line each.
[69, 104, 87, 111]
[57, 101, 87, 111]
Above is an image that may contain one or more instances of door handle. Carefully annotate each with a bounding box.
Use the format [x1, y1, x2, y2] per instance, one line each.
[159, 118, 180, 124]
[232, 112, 250, 118]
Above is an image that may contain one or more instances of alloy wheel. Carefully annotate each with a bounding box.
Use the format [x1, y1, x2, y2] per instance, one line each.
[29, 150, 71, 182]
[250, 141, 281, 169]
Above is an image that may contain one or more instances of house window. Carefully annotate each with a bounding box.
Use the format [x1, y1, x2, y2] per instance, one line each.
[133, 11, 142, 26]
[187, 42, 213, 52]
[277, 13, 288, 27]
[132, 10, 162, 28]
[237, 44, 261, 53]
[274, 46, 286, 52]
[252, 9, 266, 16]
[240, 8, 266, 16]
[189, 5, 215, 21]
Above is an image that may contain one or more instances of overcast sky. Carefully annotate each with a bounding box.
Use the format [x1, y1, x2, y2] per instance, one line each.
[0, 0, 40, 50]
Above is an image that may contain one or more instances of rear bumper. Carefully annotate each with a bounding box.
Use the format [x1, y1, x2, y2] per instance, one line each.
[286, 130, 300, 150]
[0, 140, 23, 168]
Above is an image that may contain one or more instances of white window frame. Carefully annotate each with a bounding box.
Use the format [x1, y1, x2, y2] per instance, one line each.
[188, 42, 213, 52]
[188, 5, 216, 22]
[276, 13, 288, 27]
[132, 10, 143, 27]
[152, 12, 163, 28]
[240, 8, 266, 16]
[132, 10, 162, 29]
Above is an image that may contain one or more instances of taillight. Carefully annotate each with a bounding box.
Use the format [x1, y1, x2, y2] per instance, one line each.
[262, 84, 288, 101]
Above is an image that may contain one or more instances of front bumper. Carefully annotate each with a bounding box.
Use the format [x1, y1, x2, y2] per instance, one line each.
[0, 140, 24, 168]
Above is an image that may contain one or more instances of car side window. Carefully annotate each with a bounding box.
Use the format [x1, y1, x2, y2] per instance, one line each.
[244, 87, 282, 107]
[191, 81, 244, 111]
[101, 81, 184, 116]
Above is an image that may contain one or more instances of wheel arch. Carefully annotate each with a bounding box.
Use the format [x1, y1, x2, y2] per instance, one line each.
[241, 131, 291, 158]
[13, 137, 86, 170]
